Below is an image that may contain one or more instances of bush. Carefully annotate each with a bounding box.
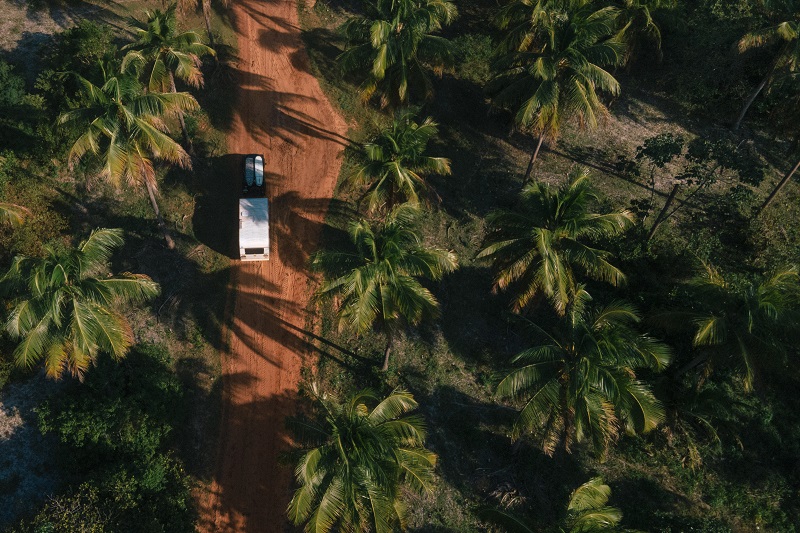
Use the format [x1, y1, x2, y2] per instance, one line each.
[14, 344, 196, 533]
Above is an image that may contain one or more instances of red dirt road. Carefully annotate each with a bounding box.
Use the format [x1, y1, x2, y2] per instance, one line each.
[196, 0, 347, 530]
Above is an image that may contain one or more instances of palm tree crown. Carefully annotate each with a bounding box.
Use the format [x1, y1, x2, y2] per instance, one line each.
[287, 386, 436, 533]
[479, 168, 634, 314]
[59, 63, 198, 248]
[59, 64, 197, 190]
[348, 109, 451, 213]
[1, 228, 160, 379]
[496, 288, 671, 456]
[339, 0, 457, 106]
[123, 3, 214, 92]
[0, 202, 30, 228]
[312, 205, 457, 370]
[734, 0, 800, 129]
[490, 2, 623, 138]
[562, 477, 623, 532]
[686, 263, 800, 391]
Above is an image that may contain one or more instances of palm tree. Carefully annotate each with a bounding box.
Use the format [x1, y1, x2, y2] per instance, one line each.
[482, 477, 625, 532]
[347, 109, 451, 213]
[339, 0, 457, 107]
[312, 205, 457, 371]
[615, 0, 674, 65]
[122, 3, 215, 151]
[490, 2, 624, 178]
[734, 0, 800, 130]
[683, 263, 800, 391]
[478, 168, 634, 314]
[59, 63, 199, 249]
[562, 477, 624, 532]
[496, 288, 671, 456]
[0, 228, 160, 380]
[287, 386, 436, 533]
[0, 203, 29, 228]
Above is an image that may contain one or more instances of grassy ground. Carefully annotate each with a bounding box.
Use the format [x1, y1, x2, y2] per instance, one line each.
[296, 0, 800, 531]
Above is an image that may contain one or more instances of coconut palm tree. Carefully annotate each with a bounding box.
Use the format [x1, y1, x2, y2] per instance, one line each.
[122, 3, 215, 151]
[0, 203, 29, 228]
[176, 0, 217, 47]
[312, 205, 457, 371]
[478, 168, 634, 314]
[496, 288, 671, 456]
[347, 109, 450, 213]
[615, 0, 675, 65]
[339, 0, 457, 107]
[0, 228, 160, 380]
[489, 2, 624, 178]
[287, 386, 436, 533]
[684, 263, 800, 391]
[483, 476, 625, 532]
[734, 0, 800, 130]
[59, 63, 199, 249]
[562, 477, 624, 532]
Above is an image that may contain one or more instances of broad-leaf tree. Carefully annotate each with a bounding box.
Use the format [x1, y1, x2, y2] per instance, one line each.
[490, 2, 623, 178]
[59, 63, 199, 249]
[312, 205, 457, 370]
[122, 3, 214, 151]
[287, 386, 436, 533]
[347, 109, 450, 213]
[339, 0, 457, 107]
[496, 288, 671, 456]
[684, 263, 800, 391]
[1, 228, 160, 379]
[478, 168, 634, 314]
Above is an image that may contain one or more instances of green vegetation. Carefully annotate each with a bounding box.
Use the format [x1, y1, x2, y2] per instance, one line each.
[478, 168, 634, 313]
[3, 0, 800, 530]
[298, 0, 800, 530]
[2, 228, 160, 379]
[312, 205, 458, 370]
[0, 0, 231, 528]
[347, 109, 451, 212]
[288, 387, 436, 532]
[496, 288, 671, 456]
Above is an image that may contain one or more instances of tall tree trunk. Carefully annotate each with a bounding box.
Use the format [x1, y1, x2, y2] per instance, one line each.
[733, 58, 778, 131]
[523, 135, 546, 182]
[169, 72, 194, 155]
[381, 332, 393, 372]
[756, 157, 800, 216]
[646, 183, 681, 242]
[202, 0, 215, 47]
[145, 180, 176, 249]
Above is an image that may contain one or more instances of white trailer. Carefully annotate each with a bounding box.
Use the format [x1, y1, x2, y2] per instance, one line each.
[239, 198, 270, 261]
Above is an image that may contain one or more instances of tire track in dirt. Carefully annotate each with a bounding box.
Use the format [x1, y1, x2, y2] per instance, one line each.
[196, 0, 347, 530]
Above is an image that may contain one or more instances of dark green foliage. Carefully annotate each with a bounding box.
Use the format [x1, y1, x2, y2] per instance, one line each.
[15, 344, 195, 533]
[338, 0, 458, 106]
[287, 387, 436, 533]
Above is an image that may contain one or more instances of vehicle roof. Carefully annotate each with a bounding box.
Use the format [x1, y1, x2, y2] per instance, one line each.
[239, 198, 270, 248]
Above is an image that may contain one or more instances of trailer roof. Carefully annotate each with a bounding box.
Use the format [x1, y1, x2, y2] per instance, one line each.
[239, 198, 270, 248]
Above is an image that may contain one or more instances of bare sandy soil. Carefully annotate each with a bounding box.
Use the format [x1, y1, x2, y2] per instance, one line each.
[195, 0, 347, 531]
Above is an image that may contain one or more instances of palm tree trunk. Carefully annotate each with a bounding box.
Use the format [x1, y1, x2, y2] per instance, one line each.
[145, 180, 176, 249]
[202, 0, 215, 47]
[646, 183, 680, 242]
[733, 58, 778, 131]
[523, 135, 546, 182]
[169, 72, 194, 155]
[381, 332, 393, 372]
[756, 157, 800, 216]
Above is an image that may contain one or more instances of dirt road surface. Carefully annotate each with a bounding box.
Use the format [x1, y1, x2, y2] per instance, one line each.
[196, 0, 347, 530]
